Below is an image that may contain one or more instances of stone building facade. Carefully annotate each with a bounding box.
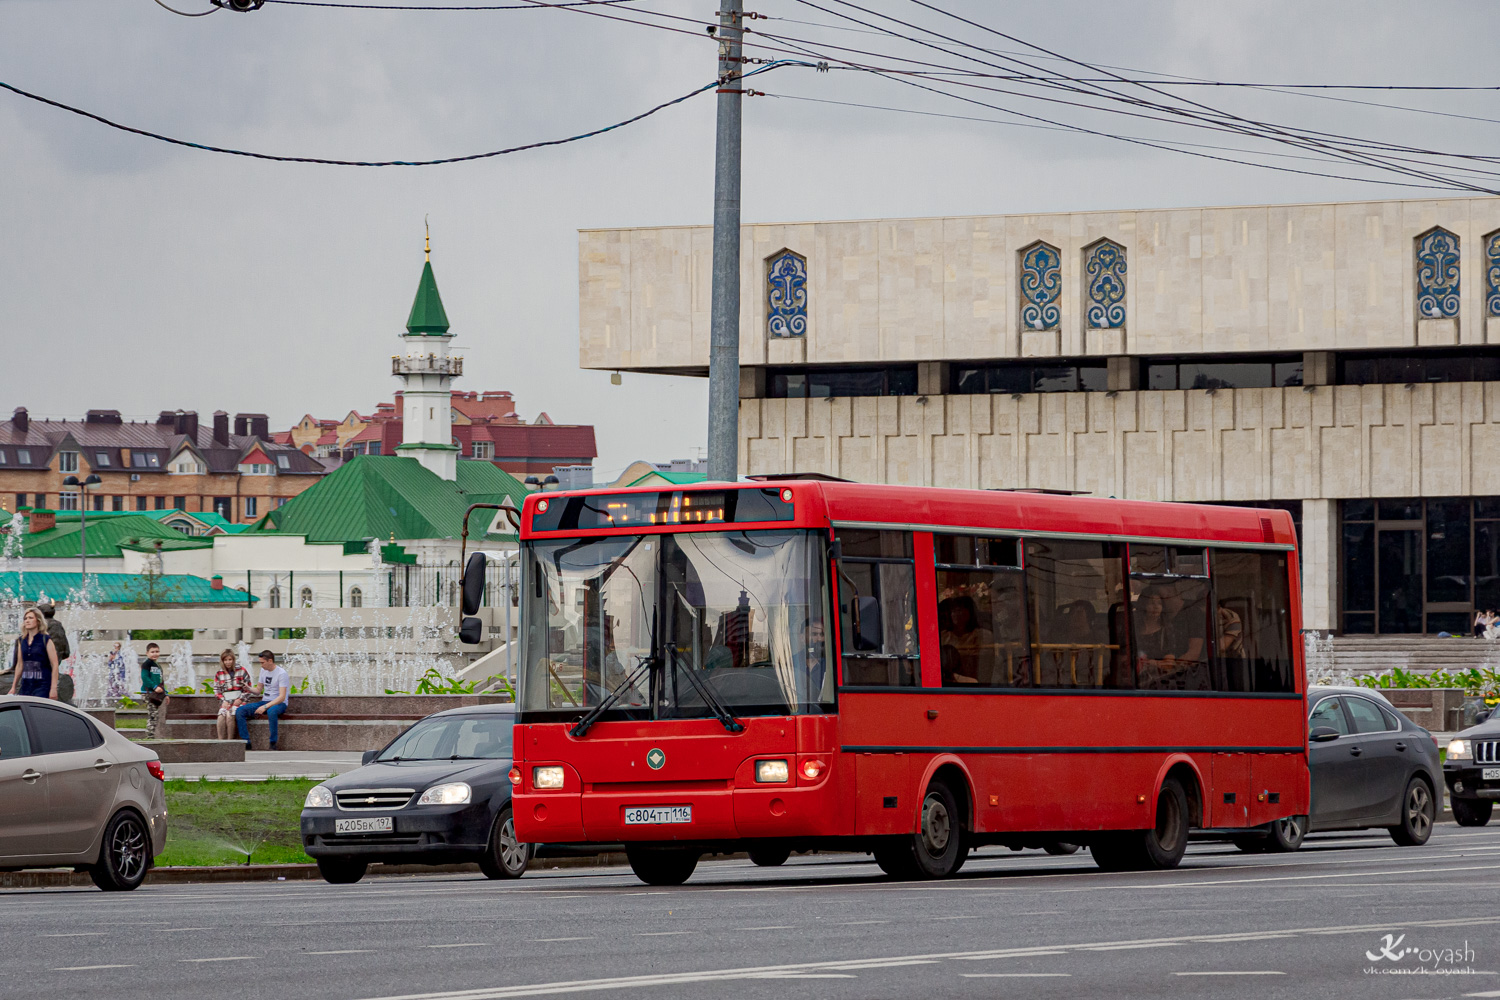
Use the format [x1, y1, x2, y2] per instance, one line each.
[579, 196, 1500, 637]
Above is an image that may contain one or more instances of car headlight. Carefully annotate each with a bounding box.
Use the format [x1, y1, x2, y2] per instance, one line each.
[755, 759, 790, 784]
[533, 766, 565, 789]
[417, 782, 472, 805]
[1448, 739, 1471, 760]
[304, 785, 334, 809]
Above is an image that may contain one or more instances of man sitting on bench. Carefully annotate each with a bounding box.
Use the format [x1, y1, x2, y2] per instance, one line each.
[236, 649, 291, 750]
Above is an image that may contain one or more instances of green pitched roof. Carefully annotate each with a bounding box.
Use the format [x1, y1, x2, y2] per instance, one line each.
[0, 571, 255, 606]
[252, 455, 525, 543]
[14, 514, 195, 560]
[405, 260, 451, 335]
[624, 470, 708, 488]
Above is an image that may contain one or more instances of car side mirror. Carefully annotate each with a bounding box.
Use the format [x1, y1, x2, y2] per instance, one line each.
[1308, 726, 1341, 743]
[361, 750, 378, 765]
[1478, 709, 1493, 725]
[853, 596, 883, 652]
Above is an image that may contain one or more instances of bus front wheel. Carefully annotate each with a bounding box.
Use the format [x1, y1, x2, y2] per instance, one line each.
[1091, 778, 1189, 872]
[626, 847, 699, 886]
[875, 781, 968, 880]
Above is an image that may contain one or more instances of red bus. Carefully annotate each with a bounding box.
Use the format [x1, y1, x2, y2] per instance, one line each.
[510, 480, 1308, 884]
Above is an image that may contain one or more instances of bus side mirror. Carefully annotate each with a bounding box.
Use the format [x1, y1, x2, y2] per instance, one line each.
[461, 552, 488, 616]
[1308, 726, 1341, 743]
[459, 617, 485, 644]
[853, 596, 883, 651]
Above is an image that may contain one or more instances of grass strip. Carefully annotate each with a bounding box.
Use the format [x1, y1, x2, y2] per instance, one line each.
[157, 777, 316, 867]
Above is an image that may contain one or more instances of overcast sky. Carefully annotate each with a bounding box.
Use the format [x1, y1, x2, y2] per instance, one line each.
[1, 0, 1495, 478]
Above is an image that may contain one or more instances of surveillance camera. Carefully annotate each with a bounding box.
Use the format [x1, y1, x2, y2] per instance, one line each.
[221, 0, 265, 10]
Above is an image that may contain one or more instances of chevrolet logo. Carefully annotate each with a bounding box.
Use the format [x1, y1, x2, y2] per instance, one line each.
[366, 796, 376, 804]
[646, 748, 666, 770]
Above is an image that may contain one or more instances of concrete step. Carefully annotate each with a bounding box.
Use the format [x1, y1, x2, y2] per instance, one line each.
[163, 718, 409, 752]
[128, 739, 246, 763]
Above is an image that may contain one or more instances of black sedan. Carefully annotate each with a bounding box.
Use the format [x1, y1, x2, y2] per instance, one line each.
[1231, 686, 1442, 852]
[1443, 711, 1500, 826]
[300, 704, 529, 884]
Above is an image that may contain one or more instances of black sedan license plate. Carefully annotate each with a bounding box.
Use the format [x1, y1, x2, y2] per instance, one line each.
[335, 816, 393, 835]
[624, 805, 692, 825]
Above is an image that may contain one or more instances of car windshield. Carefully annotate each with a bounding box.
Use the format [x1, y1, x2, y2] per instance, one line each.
[520, 529, 832, 719]
[377, 714, 513, 761]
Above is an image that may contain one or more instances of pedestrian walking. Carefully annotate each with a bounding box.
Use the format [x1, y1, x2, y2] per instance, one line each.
[235, 650, 291, 750]
[213, 648, 252, 741]
[140, 642, 170, 738]
[7, 607, 60, 700]
[106, 642, 128, 700]
[36, 600, 74, 704]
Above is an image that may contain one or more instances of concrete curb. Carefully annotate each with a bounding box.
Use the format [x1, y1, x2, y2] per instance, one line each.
[0, 853, 632, 890]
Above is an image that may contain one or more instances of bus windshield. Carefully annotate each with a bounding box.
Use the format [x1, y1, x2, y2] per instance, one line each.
[520, 529, 832, 719]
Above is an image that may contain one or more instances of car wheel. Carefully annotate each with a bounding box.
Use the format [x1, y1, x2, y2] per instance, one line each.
[1090, 778, 1189, 871]
[1389, 778, 1436, 847]
[747, 844, 791, 868]
[1043, 841, 1080, 856]
[90, 810, 151, 892]
[626, 847, 698, 886]
[316, 858, 368, 884]
[1266, 815, 1306, 853]
[1452, 797, 1493, 827]
[479, 807, 532, 880]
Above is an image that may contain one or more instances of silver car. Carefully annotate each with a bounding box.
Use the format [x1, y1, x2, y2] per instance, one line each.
[0, 695, 169, 890]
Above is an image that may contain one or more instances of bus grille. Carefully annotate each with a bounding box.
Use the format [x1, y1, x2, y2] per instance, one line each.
[336, 788, 414, 810]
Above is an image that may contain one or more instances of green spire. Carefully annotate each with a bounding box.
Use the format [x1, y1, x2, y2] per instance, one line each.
[405, 260, 450, 335]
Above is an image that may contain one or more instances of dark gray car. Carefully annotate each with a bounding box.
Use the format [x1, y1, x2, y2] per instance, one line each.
[1231, 687, 1441, 852]
[1442, 712, 1500, 826]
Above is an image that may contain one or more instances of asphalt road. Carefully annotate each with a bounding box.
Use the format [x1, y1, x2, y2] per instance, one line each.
[6, 825, 1500, 1000]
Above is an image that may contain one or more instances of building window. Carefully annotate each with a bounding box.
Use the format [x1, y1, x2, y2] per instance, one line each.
[472, 440, 494, 460]
[14, 493, 25, 510]
[299, 586, 314, 608]
[16, 449, 30, 465]
[111, 495, 123, 512]
[1337, 348, 1500, 385]
[952, 360, 1108, 395]
[95, 452, 110, 468]
[213, 497, 231, 519]
[349, 586, 363, 608]
[1340, 497, 1500, 636]
[58, 491, 79, 512]
[367, 443, 381, 456]
[131, 452, 160, 468]
[92, 495, 105, 512]
[154, 496, 166, 510]
[1487, 231, 1500, 318]
[58, 451, 79, 473]
[276, 454, 290, 469]
[767, 366, 917, 398]
[1416, 227, 1461, 319]
[173, 496, 186, 510]
[1147, 356, 1303, 390]
[245, 497, 258, 517]
[1083, 239, 1127, 330]
[766, 249, 808, 338]
[135, 496, 147, 511]
[268, 585, 281, 609]
[1019, 241, 1062, 331]
[0, 451, 7, 465]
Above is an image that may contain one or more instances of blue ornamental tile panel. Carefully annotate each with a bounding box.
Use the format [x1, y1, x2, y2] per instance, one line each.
[1020, 242, 1062, 331]
[766, 250, 808, 338]
[1084, 240, 1127, 329]
[1486, 232, 1500, 318]
[1416, 228, 1460, 319]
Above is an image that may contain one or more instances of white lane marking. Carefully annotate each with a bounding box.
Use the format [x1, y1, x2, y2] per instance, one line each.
[43, 933, 107, 938]
[833, 920, 888, 926]
[53, 964, 136, 971]
[309, 950, 376, 955]
[929, 916, 979, 921]
[1175, 971, 1286, 976]
[733, 926, 794, 931]
[161, 927, 211, 932]
[178, 957, 256, 963]
[427, 944, 490, 949]
[752, 974, 856, 979]
[1082, 943, 1182, 952]
[961, 973, 1071, 978]
[535, 938, 595, 943]
[827, 960, 939, 971]
[1464, 992, 1500, 998]
[1060, 863, 1500, 891]
[635, 932, 692, 937]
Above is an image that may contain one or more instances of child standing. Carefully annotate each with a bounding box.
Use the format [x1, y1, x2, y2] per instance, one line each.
[140, 642, 169, 738]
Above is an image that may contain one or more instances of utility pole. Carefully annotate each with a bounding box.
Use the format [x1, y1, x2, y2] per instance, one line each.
[706, 0, 744, 483]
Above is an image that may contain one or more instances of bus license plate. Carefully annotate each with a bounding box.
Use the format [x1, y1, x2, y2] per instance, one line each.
[335, 816, 393, 835]
[624, 806, 692, 825]
[1483, 767, 1500, 780]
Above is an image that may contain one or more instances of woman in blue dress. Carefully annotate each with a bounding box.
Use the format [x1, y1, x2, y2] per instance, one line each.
[7, 607, 60, 699]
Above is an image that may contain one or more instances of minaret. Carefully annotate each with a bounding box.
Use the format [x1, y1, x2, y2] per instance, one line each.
[392, 225, 462, 480]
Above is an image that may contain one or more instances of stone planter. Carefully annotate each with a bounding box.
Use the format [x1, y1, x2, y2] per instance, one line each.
[1379, 688, 1466, 733]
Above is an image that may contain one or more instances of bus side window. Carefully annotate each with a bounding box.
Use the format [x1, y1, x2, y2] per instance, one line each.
[836, 529, 919, 687]
[1023, 539, 1129, 689]
[1210, 549, 1295, 693]
[935, 534, 1030, 687]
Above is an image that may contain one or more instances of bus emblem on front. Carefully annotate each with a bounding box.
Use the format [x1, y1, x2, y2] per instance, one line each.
[647, 748, 666, 770]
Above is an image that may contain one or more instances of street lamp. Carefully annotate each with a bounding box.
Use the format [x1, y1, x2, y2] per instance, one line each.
[61, 473, 103, 596]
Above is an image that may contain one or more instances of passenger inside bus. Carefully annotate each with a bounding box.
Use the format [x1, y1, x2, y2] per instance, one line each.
[1131, 579, 1211, 690]
[938, 596, 991, 685]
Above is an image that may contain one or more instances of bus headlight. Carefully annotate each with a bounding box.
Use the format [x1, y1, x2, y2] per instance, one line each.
[534, 766, 566, 789]
[1448, 739, 1471, 760]
[756, 760, 790, 784]
[802, 759, 826, 779]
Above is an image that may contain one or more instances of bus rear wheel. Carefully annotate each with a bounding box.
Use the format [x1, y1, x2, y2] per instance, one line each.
[748, 844, 791, 867]
[626, 847, 699, 886]
[1090, 778, 1189, 872]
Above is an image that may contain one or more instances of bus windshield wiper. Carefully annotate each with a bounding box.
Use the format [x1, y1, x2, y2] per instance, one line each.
[570, 655, 655, 739]
[668, 654, 744, 734]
